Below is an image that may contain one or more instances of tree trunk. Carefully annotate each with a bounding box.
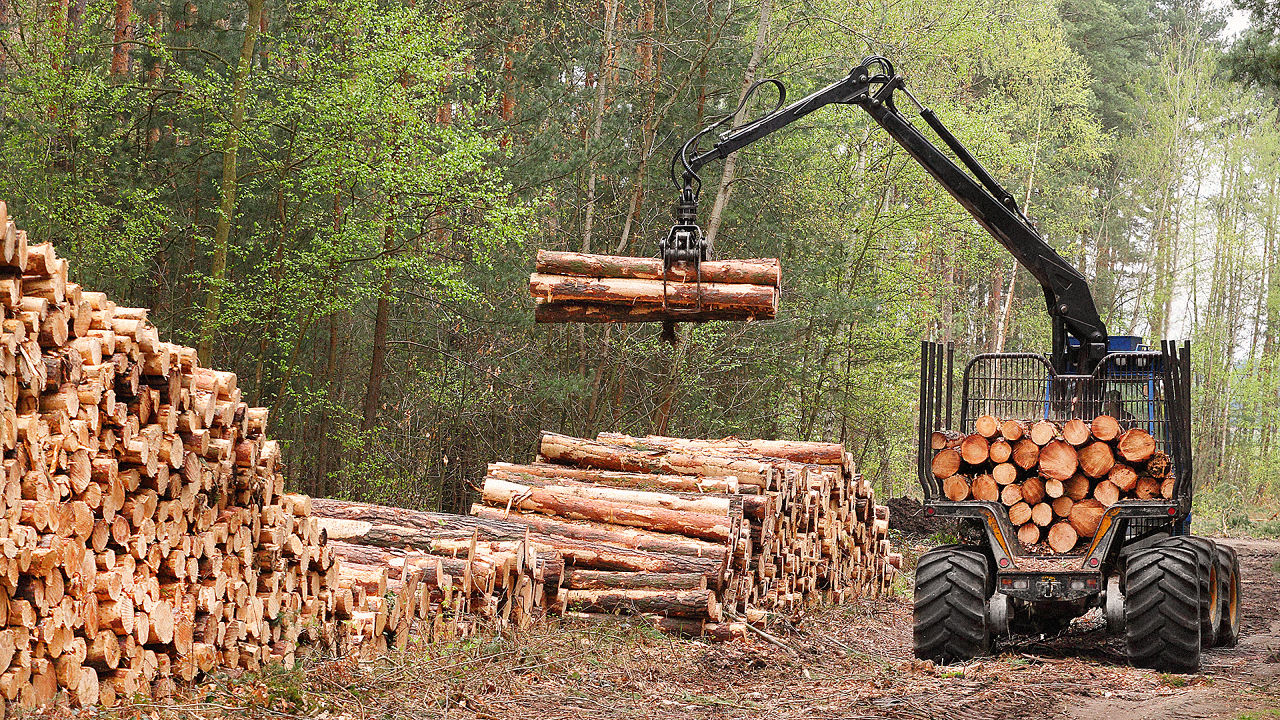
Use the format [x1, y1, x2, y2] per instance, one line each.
[196, 0, 265, 365]
[580, 0, 621, 252]
[360, 222, 394, 433]
[703, 0, 772, 250]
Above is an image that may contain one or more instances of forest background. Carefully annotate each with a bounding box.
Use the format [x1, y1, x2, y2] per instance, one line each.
[2, 0, 1279, 532]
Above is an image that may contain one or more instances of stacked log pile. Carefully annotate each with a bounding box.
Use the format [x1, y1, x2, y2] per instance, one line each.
[930, 415, 1175, 553]
[307, 499, 559, 655]
[530, 250, 780, 323]
[0, 206, 394, 711]
[476, 431, 898, 630]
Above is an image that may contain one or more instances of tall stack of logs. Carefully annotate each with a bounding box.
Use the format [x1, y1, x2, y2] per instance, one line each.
[930, 415, 1175, 553]
[530, 250, 780, 323]
[477, 432, 898, 631]
[0, 205, 401, 711]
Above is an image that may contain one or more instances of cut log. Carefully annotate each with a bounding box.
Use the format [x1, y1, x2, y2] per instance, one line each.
[539, 432, 772, 487]
[1021, 476, 1046, 506]
[1017, 523, 1042, 546]
[1107, 464, 1139, 493]
[1116, 429, 1156, 463]
[1030, 420, 1058, 446]
[931, 449, 962, 480]
[1091, 415, 1121, 442]
[992, 462, 1019, 486]
[988, 439, 1012, 464]
[942, 475, 971, 502]
[1000, 484, 1023, 507]
[1061, 418, 1091, 446]
[488, 462, 739, 494]
[1051, 496, 1074, 518]
[534, 302, 762, 324]
[1037, 440, 1079, 482]
[971, 475, 999, 502]
[959, 435, 989, 465]
[529, 274, 777, 316]
[1093, 480, 1120, 507]
[1008, 501, 1033, 525]
[1043, 478, 1064, 499]
[1012, 440, 1040, 470]
[1031, 503, 1053, 527]
[1063, 474, 1090, 502]
[1160, 475, 1175, 499]
[1068, 499, 1106, 538]
[1135, 476, 1162, 500]
[563, 588, 720, 621]
[1077, 442, 1115, 479]
[1000, 419, 1027, 442]
[482, 477, 736, 543]
[974, 415, 1000, 438]
[562, 569, 707, 591]
[1047, 522, 1078, 553]
[930, 430, 962, 451]
[535, 251, 781, 286]
[469, 506, 727, 561]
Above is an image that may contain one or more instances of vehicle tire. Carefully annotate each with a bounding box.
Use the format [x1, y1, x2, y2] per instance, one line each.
[1214, 544, 1241, 647]
[914, 547, 990, 664]
[1155, 536, 1219, 647]
[1124, 546, 1201, 672]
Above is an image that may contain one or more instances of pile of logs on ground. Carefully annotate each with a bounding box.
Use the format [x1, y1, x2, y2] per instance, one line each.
[0, 205, 406, 712]
[930, 415, 1175, 553]
[530, 250, 780, 323]
[307, 498, 559, 657]
[478, 432, 899, 632]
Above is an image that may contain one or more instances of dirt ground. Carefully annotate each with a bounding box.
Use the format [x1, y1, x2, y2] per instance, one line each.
[98, 537, 1280, 720]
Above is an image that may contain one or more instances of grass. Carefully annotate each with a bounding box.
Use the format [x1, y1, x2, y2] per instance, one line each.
[1236, 711, 1280, 720]
[1271, 557, 1280, 577]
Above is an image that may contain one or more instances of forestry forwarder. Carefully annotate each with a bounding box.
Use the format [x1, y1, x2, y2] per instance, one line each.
[664, 55, 1240, 672]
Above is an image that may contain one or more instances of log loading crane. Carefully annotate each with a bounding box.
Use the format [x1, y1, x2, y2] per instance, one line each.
[663, 55, 1240, 672]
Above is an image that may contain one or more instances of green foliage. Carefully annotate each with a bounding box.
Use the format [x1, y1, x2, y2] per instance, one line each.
[0, 0, 1276, 521]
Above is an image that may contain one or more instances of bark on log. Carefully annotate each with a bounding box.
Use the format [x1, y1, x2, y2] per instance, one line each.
[534, 302, 762, 324]
[469, 506, 727, 562]
[536, 251, 781, 287]
[539, 432, 772, 487]
[481, 478, 734, 542]
[596, 433, 845, 466]
[488, 462, 740, 494]
[562, 569, 707, 591]
[563, 588, 720, 621]
[529, 274, 778, 315]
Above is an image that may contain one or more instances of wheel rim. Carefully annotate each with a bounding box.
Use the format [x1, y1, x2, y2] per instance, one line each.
[1207, 563, 1220, 631]
[1228, 565, 1240, 630]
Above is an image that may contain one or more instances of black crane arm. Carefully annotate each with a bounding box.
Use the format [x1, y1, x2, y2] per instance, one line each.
[668, 56, 1108, 372]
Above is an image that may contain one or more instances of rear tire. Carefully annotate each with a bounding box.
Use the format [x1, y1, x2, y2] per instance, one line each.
[1214, 544, 1241, 647]
[1155, 536, 1219, 647]
[913, 547, 990, 664]
[1124, 546, 1201, 672]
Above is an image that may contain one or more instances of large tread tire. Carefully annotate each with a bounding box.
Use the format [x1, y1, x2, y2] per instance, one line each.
[913, 548, 990, 664]
[1155, 536, 1219, 647]
[1125, 546, 1202, 672]
[1214, 544, 1241, 647]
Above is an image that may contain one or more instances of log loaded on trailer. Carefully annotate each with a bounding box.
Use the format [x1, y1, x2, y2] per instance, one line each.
[536, 56, 1240, 671]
